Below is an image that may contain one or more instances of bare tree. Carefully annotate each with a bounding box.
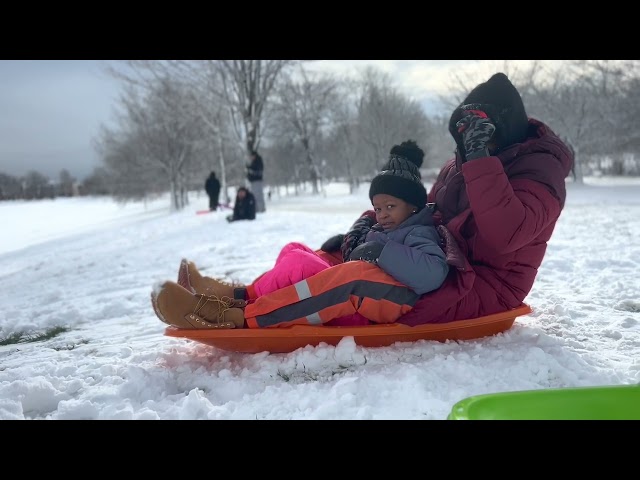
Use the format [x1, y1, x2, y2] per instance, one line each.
[81, 167, 111, 196]
[618, 74, 640, 159]
[58, 169, 76, 197]
[521, 61, 631, 183]
[435, 60, 640, 183]
[272, 67, 340, 193]
[0, 172, 23, 200]
[437, 60, 530, 112]
[96, 124, 153, 202]
[22, 171, 52, 200]
[107, 60, 294, 199]
[96, 78, 204, 210]
[422, 114, 456, 175]
[105, 60, 178, 92]
[174, 60, 238, 203]
[355, 68, 433, 174]
[217, 60, 295, 158]
[264, 140, 307, 194]
[578, 60, 640, 163]
[326, 96, 360, 193]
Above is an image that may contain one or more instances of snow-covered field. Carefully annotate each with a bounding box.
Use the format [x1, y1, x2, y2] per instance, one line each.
[0, 179, 638, 419]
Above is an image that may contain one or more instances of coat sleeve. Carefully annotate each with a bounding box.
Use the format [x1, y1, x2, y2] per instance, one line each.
[376, 226, 449, 295]
[462, 156, 562, 254]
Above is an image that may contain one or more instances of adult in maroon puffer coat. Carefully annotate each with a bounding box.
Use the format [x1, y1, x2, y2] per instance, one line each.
[396, 72, 574, 325]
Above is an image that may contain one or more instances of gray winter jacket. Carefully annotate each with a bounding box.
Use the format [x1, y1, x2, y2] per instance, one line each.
[365, 206, 449, 295]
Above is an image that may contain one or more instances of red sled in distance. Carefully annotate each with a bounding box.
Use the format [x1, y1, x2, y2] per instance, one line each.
[196, 204, 232, 215]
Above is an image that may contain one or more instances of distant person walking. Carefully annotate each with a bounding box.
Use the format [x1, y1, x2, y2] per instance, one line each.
[246, 150, 266, 213]
[205, 171, 221, 211]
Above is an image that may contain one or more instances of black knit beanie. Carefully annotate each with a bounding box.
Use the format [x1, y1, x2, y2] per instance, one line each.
[449, 72, 529, 159]
[369, 141, 427, 209]
[389, 140, 424, 169]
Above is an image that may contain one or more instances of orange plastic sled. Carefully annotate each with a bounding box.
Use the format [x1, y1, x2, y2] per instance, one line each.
[164, 303, 532, 353]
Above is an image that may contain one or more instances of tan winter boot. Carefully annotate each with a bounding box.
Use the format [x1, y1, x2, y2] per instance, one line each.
[177, 259, 247, 307]
[151, 281, 245, 329]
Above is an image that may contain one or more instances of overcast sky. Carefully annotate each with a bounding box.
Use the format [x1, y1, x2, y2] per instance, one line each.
[0, 60, 560, 181]
[0, 60, 120, 180]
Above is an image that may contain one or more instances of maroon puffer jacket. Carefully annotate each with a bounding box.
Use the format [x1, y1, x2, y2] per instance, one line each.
[397, 118, 573, 325]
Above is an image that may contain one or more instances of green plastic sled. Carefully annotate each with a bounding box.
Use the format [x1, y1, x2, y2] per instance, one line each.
[448, 384, 640, 420]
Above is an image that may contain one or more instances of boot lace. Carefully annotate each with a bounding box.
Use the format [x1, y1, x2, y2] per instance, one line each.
[213, 278, 239, 287]
[192, 294, 236, 326]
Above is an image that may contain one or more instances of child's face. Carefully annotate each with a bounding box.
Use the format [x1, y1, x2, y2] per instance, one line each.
[372, 194, 416, 231]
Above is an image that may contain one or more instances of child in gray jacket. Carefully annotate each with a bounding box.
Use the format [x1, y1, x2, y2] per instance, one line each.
[343, 141, 449, 295]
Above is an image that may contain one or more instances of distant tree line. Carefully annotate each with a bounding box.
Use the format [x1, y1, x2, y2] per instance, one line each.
[5, 61, 639, 206]
[0, 168, 85, 201]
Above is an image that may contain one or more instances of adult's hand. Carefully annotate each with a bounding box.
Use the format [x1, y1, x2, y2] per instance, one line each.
[456, 109, 496, 161]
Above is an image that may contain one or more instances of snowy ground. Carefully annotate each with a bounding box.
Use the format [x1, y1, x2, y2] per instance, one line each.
[0, 179, 638, 420]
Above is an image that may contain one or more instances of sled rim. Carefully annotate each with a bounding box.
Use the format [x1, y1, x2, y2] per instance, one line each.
[448, 384, 640, 420]
[163, 304, 532, 353]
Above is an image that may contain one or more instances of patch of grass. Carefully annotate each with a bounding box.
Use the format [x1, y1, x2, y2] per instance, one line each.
[0, 332, 24, 346]
[276, 363, 354, 383]
[0, 326, 70, 346]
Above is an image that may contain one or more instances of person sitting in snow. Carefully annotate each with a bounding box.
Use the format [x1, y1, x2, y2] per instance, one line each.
[226, 187, 256, 223]
[151, 141, 450, 329]
[151, 72, 574, 330]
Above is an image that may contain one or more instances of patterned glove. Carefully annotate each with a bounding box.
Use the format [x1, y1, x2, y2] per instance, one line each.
[348, 241, 384, 264]
[456, 109, 496, 161]
[341, 210, 377, 262]
[320, 234, 345, 253]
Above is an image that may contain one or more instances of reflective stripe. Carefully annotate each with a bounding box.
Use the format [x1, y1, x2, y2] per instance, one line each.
[253, 279, 419, 328]
[294, 279, 312, 300]
[306, 312, 322, 325]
